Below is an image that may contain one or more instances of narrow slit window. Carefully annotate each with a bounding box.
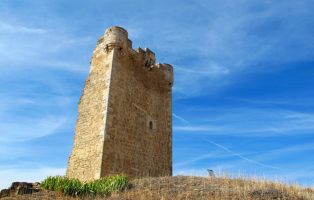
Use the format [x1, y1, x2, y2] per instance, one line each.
[149, 121, 153, 130]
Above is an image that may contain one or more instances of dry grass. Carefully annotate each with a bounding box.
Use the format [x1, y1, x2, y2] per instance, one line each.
[107, 176, 314, 200]
[2, 176, 314, 200]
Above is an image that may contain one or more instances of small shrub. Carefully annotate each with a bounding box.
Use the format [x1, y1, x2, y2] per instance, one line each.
[41, 174, 129, 197]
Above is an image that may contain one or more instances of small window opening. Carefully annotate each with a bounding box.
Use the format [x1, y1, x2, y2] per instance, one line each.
[149, 121, 153, 130]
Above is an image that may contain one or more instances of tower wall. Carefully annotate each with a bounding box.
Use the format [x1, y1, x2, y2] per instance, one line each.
[66, 41, 115, 181]
[67, 26, 173, 181]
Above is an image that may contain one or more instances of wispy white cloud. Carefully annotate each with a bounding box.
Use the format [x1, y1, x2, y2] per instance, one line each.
[0, 81, 77, 142]
[173, 113, 190, 125]
[175, 65, 230, 75]
[1, 1, 312, 97]
[0, 20, 93, 73]
[174, 125, 222, 132]
[202, 139, 280, 170]
[174, 137, 314, 185]
[173, 63, 231, 96]
[174, 149, 259, 169]
[174, 108, 314, 136]
[0, 115, 67, 142]
[233, 98, 314, 107]
[248, 142, 314, 164]
[130, 0, 314, 97]
[0, 21, 46, 34]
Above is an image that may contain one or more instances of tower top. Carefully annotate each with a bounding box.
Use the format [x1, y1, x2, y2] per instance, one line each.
[104, 26, 130, 50]
[105, 26, 128, 37]
[95, 26, 173, 87]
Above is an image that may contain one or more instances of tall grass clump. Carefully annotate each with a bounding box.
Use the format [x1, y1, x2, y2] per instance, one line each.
[41, 174, 129, 197]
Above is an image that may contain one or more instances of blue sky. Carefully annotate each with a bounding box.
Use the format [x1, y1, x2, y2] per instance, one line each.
[0, 0, 314, 189]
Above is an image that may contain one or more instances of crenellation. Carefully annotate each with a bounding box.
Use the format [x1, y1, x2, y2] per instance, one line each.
[101, 26, 173, 88]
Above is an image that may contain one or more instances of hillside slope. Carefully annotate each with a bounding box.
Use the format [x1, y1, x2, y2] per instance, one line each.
[1, 176, 314, 200]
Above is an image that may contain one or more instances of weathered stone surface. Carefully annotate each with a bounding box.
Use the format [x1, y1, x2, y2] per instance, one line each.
[66, 26, 173, 182]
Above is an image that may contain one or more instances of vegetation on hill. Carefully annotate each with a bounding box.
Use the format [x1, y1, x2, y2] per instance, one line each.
[40, 175, 129, 197]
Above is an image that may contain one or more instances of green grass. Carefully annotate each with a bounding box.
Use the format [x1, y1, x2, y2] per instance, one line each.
[40, 174, 129, 197]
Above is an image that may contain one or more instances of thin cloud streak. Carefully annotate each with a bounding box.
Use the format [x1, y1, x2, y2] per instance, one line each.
[233, 98, 314, 107]
[0, 20, 93, 73]
[174, 125, 222, 132]
[0, 116, 67, 142]
[174, 150, 260, 168]
[0, 21, 46, 34]
[158, 0, 314, 97]
[202, 139, 280, 170]
[173, 113, 190, 125]
[174, 108, 314, 137]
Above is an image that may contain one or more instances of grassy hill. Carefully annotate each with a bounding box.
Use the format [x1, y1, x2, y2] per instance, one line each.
[1, 176, 314, 200]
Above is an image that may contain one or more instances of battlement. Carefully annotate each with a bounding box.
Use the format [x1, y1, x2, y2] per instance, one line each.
[99, 26, 173, 86]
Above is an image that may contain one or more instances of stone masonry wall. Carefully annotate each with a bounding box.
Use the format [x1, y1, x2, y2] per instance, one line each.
[67, 26, 173, 181]
[100, 47, 173, 178]
[66, 43, 114, 181]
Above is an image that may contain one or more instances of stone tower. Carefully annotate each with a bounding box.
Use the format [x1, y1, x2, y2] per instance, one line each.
[66, 26, 173, 182]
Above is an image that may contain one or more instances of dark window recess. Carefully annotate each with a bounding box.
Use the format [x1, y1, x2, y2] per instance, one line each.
[149, 121, 153, 130]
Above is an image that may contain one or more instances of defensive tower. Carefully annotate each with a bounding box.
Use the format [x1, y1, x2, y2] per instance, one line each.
[66, 26, 173, 181]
